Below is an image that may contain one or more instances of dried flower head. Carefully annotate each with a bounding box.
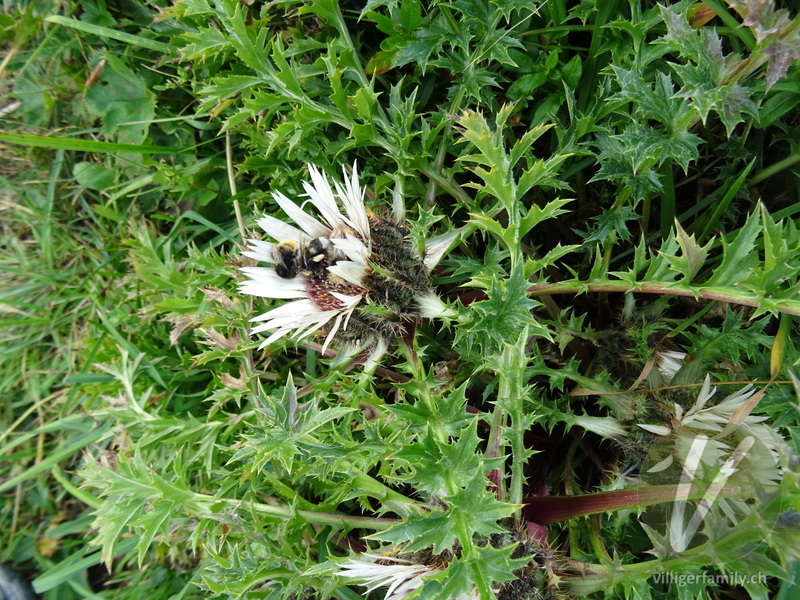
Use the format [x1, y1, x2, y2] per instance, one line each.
[240, 164, 452, 367]
[637, 375, 781, 487]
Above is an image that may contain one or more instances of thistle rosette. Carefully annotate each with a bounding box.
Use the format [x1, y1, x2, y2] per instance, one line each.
[240, 164, 452, 367]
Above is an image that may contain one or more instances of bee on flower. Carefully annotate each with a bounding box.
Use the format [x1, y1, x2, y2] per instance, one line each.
[240, 164, 453, 368]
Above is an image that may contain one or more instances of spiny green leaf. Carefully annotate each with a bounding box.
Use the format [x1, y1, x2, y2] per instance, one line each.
[181, 26, 229, 60]
[442, 471, 517, 541]
[661, 220, 712, 282]
[704, 207, 762, 287]
[457, 109, 510, 172]
[386, 382, 473, 437]
[133, 498, 174, 567]
[394, 28, 449, 70]
[508, 124, 551, 169]
[457, 266, 547, 355]
[643, 234, 680, 281]
[231, 377, 355, 475]
[437, 543, 529, 598]
[519, 198, 573, 237]
[611, 66, 694, 133]
[369, 471, 514, 554]
[583, 205, 641, 244]
[221, 0, 272, 78]
[523, 243, 580, 279]
[198, 74, 263, 103]
[392, 420, 492, 496]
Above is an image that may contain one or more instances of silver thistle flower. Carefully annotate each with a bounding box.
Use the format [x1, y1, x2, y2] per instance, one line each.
[240, 164, 452, 367]
[336, 553, 479, 600]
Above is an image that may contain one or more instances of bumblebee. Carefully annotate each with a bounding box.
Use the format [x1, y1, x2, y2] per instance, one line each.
[272, 237, 331, 280]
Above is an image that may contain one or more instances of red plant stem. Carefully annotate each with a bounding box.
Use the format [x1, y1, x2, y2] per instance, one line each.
[522, 483, 759, 525]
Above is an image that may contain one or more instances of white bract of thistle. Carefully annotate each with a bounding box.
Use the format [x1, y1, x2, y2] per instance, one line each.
[569, 414, 627, 439]
[336, 554, 479, 600]
[655, 350, 688, 381]
[240, 164, 452, 366]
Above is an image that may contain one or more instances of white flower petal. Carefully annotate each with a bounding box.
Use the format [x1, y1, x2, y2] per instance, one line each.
[328, 260, 369, 287]
[415, 291, 453, 318]
[656, 350, 687, 381]
[250, 299, 318, 323]
[273, 191, 330, 238]
[424, 228, 460, 270]
[252, 304, 336, 345]
[647, 455, 675, 473]
[638, 423, 672, 436]
[332, 340, 367, 366]
[572, 415, 627, 439]
[253, 318, 317, 340]
[242, 239, 275, 262]
[363, 337, 390, 371]
[690, 375, 716, 414]
[256, 321, 303, 347]
[239, 268, 308, 299]
[335, 162, 371, 240]
[260, 327, 304, 347]
[256, 214, 304, 241]
[713, 385, 756, 413]
[336, 554, 431, 600]
[253, 306, 341, 347]
[321, 313, 345, 354]
[329, 291, 364, 310]
[680, 419, 723, 432]
[303, 164, 346, 229]
[331, 233, 370, 263]
[292, 316, 334, 341]
[324, 303, 362, 350]
[252, 314, 313, 332]
[328, 293, 363, 339]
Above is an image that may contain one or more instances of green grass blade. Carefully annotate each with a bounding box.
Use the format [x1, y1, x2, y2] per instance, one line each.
[32, 537, 138, 593]
[0, 428, 111, 494]
[699, 157, 756, 242]
[45, 15, 175, 53]
[0, 132, 187, 154]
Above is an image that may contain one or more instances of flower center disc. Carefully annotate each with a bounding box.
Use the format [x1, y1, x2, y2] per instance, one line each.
[306, 276, 364, 311]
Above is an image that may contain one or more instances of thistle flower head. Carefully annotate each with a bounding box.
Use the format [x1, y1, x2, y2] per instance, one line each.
[637, 375, 781, 486]
[240, 164, 452, 366]
[336, 553, 479, 600]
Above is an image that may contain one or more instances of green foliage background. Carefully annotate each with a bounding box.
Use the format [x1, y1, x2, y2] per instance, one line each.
[2, 0, 800, 599]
